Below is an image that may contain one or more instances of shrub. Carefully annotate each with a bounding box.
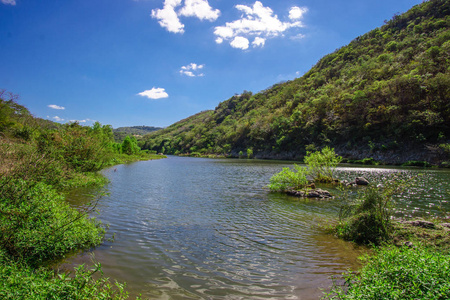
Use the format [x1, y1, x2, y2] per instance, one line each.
[0, 179, 104, 266]
[304, 147, 342, 183]
[324, 246, 450, 299]
[0, 252, 128, 300]
[268, 165, 309, 191]
[335, 184, 396, 245]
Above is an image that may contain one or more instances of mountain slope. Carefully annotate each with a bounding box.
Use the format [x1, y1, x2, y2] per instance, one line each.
[142, 0, 450, 164]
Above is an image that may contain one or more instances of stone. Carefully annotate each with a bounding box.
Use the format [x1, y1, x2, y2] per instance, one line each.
[355, 177, 369, 185]
[405, 219, 436, 229]
[404, 241, 414, 248]
[286, 188, 332, 199]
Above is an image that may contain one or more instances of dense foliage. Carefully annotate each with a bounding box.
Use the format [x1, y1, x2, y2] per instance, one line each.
[0, 92, 162, 299]
[142, 0, 450, 164]
[324, 246, 450, 299]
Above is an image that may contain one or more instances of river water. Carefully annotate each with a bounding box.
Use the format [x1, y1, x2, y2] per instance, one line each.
[66, 156, 450, 299]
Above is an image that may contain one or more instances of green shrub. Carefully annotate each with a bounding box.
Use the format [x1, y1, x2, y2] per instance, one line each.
[0, 252, 128, 300]
[335, 185, 395, 245]
[0, 179, 104, 266]
[304, 147, 342, 183]
[246, 148, 253, 159]
[268, 165, 309, 191]
[324, 246, 450, 299]
[402, 160, 432, 167]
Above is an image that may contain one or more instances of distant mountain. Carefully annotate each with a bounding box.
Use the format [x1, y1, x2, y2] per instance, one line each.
[113, 126, 162, 142]
[141, 0, 450, 165]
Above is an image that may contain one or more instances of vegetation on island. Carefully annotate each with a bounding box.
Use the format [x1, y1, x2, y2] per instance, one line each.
[141, 0, 450, 165]
[268, 147, 341, 192]
[0, 91, 164, 299]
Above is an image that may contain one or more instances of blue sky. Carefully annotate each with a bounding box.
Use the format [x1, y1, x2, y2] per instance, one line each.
[1, 0, 423, 128]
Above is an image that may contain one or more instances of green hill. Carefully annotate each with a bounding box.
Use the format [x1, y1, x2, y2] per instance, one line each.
[141, 0, 450, 165]
[113, 125, 162, 142]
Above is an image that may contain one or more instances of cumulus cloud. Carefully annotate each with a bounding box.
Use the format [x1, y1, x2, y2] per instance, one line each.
[151, 0, 185, 33]
[48, 104, 65, 110]
[138, 88, 169, 100]
[152, 0, 220, 34]
[180, 63, 205, 77]
[252, 37, 265, 47]
[214, 1, 307, 50]
[289, 6, 308, 20]
[230, 36, 249, 50]
[52, 116, 64, 122]
[1, 0, 16, 5]
[179, 0, 220, 21]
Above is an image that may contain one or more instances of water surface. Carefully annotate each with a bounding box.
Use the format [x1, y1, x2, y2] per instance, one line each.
[66, 156, 450, 299]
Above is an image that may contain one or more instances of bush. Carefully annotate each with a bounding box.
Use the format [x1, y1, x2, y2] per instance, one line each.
[268, 165, 309, 191]
[304, 147, 342, 183]
[335, 185, 395, 245]
[324, 246, 450, 299]
[0, 179, 104, 266]
[0, 252, 128, 300]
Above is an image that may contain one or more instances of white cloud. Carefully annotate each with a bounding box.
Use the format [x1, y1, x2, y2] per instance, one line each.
[48, 104, 65, 110]
[138, 87, 169, 99]
[252, 37, 265, 47]
[214, 1, 307, 50]
[230, 36, 249, 50]
[179, 0, 220, 21]
[52, 116, 64, 122]
[289, 6, 308, 20]
[1, 0, 16, 5]
[152, 0, 220, 33]
[290, 33, 306, 40]
[151, 0, 185, 33]
[180, 63, 205, 77]
[69, 119, 87, 123]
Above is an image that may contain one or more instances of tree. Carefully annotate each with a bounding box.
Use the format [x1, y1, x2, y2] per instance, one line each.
[121, 135, 140, 155]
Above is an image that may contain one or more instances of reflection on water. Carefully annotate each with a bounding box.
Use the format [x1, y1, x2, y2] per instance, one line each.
[65, 157, 450, 299]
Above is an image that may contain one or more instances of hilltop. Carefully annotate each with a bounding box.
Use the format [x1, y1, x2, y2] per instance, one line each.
[113, 125, 162, 142]
[141, 0, 450, 165]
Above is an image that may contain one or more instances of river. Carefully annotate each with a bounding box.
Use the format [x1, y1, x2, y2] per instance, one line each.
[66, 156, 450, 299]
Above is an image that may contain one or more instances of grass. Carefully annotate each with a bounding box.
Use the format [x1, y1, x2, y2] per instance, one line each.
[324, 245, 450, 300]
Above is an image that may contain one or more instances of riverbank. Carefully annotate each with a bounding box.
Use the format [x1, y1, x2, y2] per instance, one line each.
[0, 150, 165, 300]
[172, 141, 450, 168]
[323, 180, 450, 299]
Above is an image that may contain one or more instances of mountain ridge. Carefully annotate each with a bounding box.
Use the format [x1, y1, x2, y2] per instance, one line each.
[141, 0, 450, 165]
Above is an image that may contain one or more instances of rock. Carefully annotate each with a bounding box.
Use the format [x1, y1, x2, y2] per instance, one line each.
[307, 189, 332, 198]
[404, 241, 414, 248]
[286, 189, 332, 199]
[355, 177, 369, 185]
[286, 190, 306, 197]
[440, 223, 450, 229]
[404, 219, 436, 229]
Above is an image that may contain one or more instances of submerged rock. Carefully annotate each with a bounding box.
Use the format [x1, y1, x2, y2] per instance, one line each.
[286, 188, 332, 199]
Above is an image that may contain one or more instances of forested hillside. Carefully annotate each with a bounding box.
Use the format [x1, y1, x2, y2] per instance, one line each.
[141, 0, 450, 165]
[113, 126, 162, 142]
